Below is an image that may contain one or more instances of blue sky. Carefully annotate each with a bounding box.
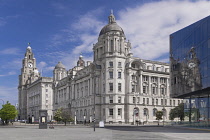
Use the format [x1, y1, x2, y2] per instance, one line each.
[1, 0, 210, 106]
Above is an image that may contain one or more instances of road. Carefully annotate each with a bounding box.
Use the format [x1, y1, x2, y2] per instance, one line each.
[0, 124, 210, 140]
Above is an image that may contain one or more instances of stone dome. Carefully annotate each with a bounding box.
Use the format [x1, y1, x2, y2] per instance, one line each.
[99, 12, 125, 37]
[55, 61, 65, 69]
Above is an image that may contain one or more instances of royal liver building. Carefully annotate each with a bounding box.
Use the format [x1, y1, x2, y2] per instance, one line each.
[18, 13, 181, 124]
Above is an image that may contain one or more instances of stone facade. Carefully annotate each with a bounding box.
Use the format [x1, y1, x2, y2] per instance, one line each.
[52, 13, 181, 124]
[18, 13, 181, 124]
[18, 45, 53, 121]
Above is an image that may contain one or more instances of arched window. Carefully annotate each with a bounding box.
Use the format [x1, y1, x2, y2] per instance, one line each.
[153, 108, 157, 116]
[143, 108, 148, 116]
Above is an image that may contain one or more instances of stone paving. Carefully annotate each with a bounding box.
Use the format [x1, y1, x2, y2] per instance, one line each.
[0, 123, 210, 140]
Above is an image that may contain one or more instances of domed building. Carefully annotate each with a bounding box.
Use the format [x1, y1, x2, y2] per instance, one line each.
[52, 12, 181, 124]
[18, 12, 181, 124]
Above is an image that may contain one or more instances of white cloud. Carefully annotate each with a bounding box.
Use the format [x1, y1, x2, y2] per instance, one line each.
[0, 48, 20, 55]
[48, 0, 210, 70]
[0, 71, 16, 77]
[37, 61, 47, 69]
[117, 0, 210, 61]
[47, 8, 105, 70]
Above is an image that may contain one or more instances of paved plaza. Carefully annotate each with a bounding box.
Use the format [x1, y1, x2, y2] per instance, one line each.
[0, 124, 210, 140]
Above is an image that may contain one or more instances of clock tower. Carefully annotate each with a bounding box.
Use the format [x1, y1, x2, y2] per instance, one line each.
[18, 43, 40, 120]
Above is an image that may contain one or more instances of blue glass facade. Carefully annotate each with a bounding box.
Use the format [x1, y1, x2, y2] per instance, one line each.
[170, 16, 210, 125]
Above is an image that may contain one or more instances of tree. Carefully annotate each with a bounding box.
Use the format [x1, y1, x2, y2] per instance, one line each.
[54, 108, 62, 122]
[169, 103, 184, 121]
[54, 108, 74, 126]
[156, 111, 163, 126]
[0, 101, 18, 125]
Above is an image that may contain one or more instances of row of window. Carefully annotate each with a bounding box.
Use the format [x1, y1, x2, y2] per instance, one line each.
[109, 61, 122, 68]
[108, 108, 122, 116]
[133, 97, 182, 106]
[109, 71, 122, 79]
[107, 96, 122, 104]
[108, 108, 165, 117]
[142, 86, 166, 95]
[143, 76, 167, 83]
[109, 83, 122, 92]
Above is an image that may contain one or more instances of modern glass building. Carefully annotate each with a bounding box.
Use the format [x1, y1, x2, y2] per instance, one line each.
[170, 15, 210, 126]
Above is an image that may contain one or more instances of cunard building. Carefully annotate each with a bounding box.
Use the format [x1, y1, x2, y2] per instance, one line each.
[18, 12, 181, 124]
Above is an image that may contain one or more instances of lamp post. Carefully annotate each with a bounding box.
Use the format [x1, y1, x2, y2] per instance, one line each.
[74, 111, 77, 125]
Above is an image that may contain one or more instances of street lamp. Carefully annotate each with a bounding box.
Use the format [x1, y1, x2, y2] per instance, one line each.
[74, 111, 77, 125]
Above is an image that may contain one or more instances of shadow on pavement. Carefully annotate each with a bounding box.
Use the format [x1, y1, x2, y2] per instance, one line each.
[103, 125, 210, 133]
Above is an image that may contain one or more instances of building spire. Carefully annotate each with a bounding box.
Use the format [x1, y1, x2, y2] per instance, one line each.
[108, 10, 116, 24]
[27, 42, 31, 50]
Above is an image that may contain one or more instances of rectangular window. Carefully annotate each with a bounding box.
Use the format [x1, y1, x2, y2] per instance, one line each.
[137, 97, 140, 103]
[109, 71, 113, 79]
[161, 88, 165, 95]
[133, 97, 136, 103]
[143, 98, 145, 104]
[118, 108, 121, 115]
[46, 89, 48, 92]
[156, 99, 158, 105]
[109, 61, 113, 67]
[143, 76, 148, 81]
[109, 96, 113, 103]
[109, 83, 113, 91]
[46, 94, 48, 98]
[143, 86, 146, 93]
[165, 99, 167, 105]
[132, 85, 135, 92]
[109, 108, 113, 116]
[118, 62, 122, 67]
[178, 100, 180, 104]
[152, 87, 156, 94]
[147, 98, 149, 104]
[170, 100, 172, 106]
[173, 100, 175, 106]
[118, 72, 121, 78]
[118, 96, 121, 103]
[152, 99, 154, 105]
[151, 77, 157, 82]
[118, 83, 121, 91]
[161, 99, 163, 105]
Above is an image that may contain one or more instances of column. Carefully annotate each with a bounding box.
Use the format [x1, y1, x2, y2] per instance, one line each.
[157, 77, 160, 96]
[139, 72, 142, 93]
[148, 76, 151, 96]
